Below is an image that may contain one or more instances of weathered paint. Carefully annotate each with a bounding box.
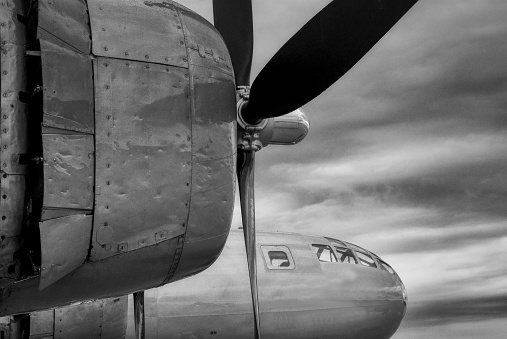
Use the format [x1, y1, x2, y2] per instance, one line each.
[0, 0, 28, 287]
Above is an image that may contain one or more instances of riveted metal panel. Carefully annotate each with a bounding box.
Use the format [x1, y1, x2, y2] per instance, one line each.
[87, 0, 187, 67]
[185, 66, 236, 244]
[0, 173, 24, 238]
[0, 173, 24, 286]
[0, 0, 27, 288]
[1, 6, 28, 175]
[39, 214, 92, 290]
[42, 133, 94, 210]
[92, 58, 191, 260]
[178, 4, 233, 76]
[38, 0, 90, 54]
[40, 39, 94, 133]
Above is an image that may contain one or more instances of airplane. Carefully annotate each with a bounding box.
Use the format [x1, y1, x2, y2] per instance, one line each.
[0, 0, 419, 336]
[0, 230, 407, 338]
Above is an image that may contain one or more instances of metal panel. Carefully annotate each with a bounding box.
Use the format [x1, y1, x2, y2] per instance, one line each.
[101, 297, 129, 338]
[38, 0, 90, 54]
[42, 134, 94, 210]
[92, 58, 191, 260]
[1, 5, 28, 175]
[0, 174, 24, 286]
[40, 39, 94, 133]
[185, 66, 236, 244]
[178, 4, 233, 76]
[39, 214, 92, 290]
[87, 0, 187, 67]
[29, 309, 54, 339]
[0, 235, 180, 316]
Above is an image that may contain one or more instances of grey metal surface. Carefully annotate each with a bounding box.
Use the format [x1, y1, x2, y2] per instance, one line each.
[126, 230, 406, 339]
[92, 57, 191, 260]
[1, 2, 28, 175]
[40, 39, 94, 133]
[42, 133, 94, 210]
[29, 309, 54, 339]
[0, 174, 24, 286]
[0, 0, 27, 288]
[39, 215, 93, 290]
[178, 3, 233, 75]
[38, 0, 90, 54]
[0, 235, 181, 315]
[28, 296, 128, 339]
[87, 0, 187, 67]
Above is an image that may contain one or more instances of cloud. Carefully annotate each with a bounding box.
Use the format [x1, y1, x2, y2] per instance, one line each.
[178, 1, 507, 337]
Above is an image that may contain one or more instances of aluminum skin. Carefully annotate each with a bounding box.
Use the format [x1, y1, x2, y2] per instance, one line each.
[0, 0, 28, 287]
[0, 0, 236, 314]
[0, 231, 406, 339]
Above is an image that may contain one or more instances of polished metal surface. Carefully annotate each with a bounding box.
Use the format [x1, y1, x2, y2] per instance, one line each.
[0, 0, 237, 314]
[130, 230, 406, 339]
[87, 0, 187, 67]
[92, 57, 191, 260]
[40, 39, 94, 133]
[0, 231, 406, 338]
[38, 0, 90, 54]
[39, 215, 92, 290]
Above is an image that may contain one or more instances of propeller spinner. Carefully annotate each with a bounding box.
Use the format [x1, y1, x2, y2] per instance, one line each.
[213, 0, 419, 337]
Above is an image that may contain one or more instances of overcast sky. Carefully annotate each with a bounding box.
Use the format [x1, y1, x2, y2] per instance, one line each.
[177, 1, 507, 338]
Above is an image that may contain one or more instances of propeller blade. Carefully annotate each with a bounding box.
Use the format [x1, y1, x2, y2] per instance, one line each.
[213, 0, 254, 86]
[133, 291, 145, 339]
[242, 0, 419, 123]
[237, 150, 261, 339]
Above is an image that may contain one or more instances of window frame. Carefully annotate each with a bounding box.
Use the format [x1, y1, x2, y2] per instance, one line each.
[311, 244, 338, 263]
[333, 246, 359, 264]
[354, 250, 377, 268]
[261, 245, 295, 270]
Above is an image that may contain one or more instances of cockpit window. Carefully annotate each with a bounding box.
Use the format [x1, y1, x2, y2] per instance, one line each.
[324, 237, 347, 247]
[312, 244, 338, 263]
[334, 246, 358, 264]
[378, 259, 396, 274]
[261, 246, 295, 270]
[355, 251, 377, 268]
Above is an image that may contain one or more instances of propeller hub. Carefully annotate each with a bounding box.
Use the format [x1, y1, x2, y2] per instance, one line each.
[237, 87, 269, 152]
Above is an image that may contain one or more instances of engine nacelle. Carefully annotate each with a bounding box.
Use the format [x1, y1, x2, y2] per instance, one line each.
[237, 109, 309, 149]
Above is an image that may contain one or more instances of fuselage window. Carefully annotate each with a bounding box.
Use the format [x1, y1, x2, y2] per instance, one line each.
[334, 246, 358, 264]
[268, 251, 290, 267]
[312, 244, 338, 263]
[355, 251, 377, 268]
[261, 246, 295, 270]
